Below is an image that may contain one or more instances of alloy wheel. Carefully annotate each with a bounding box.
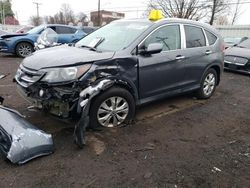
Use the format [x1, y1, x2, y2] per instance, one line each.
[203, 73, 216, 96]
[18, 43, 32, 57]
[97, 96, 129, 127]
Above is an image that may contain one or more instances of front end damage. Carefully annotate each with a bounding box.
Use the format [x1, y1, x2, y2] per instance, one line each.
[0, 106, 54, 164]
[14, 56, 138, 149]
[15, 64, 80, 118]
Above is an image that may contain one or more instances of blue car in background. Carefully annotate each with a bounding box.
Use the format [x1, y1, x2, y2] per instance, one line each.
[0, 24, 86, 57]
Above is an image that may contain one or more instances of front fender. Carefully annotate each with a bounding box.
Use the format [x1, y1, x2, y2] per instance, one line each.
[74, 79, 115, 148]
[13, 37, 37, 49]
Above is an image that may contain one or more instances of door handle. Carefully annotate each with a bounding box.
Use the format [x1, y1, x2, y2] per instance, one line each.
[175, 55, 185, 60]
[205, 50, 212, 55]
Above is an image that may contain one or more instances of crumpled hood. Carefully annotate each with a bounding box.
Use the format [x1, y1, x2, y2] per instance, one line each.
[225, 47, 250, 59]
[0, 33, 27, 39]
[22, 45, 115, 70]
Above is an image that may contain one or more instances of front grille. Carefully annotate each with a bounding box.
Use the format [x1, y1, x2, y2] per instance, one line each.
[15, 65, 44, 88]
[0, 41, 5, 46]
[0, 41, 8, 49]
[224, 55, 248, 66]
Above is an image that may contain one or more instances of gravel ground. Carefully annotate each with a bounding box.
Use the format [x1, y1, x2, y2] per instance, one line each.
[0, 53, 249, 188]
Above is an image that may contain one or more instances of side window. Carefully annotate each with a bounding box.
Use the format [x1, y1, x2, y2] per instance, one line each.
[49, 26, 56, 32]
[144, 25, 181, 51]
[205, 30, 217, 45]
[56, 26, 77, 34]
[184, 25, 206, 48]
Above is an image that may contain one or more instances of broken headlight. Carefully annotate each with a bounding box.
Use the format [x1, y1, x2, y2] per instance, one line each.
[41, 64, 91, 83]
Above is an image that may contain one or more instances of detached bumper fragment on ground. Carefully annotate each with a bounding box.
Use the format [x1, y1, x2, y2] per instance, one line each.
[0, 106, 54, 165]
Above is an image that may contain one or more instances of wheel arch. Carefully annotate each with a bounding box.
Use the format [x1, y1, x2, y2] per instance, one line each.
[210, 65, 221, 85]
[112, 79, 139, 103]
[14, 40, 35, 53]
[202, 64, 222, 85]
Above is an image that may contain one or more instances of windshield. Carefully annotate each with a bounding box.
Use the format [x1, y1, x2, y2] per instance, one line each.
[28, 25, 45, 34]
[237, 38, 250, 49]
[76, 21, 152, 52]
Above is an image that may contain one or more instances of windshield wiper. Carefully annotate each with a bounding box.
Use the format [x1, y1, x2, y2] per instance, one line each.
[80, 45, 97, 51]
[94, 37, 105, 48]
[79, 37, 105, 52]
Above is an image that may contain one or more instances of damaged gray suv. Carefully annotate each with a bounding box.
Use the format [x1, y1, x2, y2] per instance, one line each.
[15, 18, 224, 134]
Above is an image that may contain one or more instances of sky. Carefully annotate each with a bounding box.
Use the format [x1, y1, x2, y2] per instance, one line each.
[11, 0, 250, 25]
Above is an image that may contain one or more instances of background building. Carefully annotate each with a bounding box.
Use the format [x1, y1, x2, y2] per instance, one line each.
[90, 10, 125, 26]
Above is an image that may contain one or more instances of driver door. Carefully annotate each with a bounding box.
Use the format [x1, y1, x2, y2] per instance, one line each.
[138, 24, 187, 99]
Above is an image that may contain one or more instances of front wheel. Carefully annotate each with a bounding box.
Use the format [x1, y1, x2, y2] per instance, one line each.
[89, 87, 135, 128]
[16, 42, 34, 58]
[196, 68, 218, 99]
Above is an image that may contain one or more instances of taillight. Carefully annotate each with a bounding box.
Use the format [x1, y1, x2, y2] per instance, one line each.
[221, 43, 225, 53]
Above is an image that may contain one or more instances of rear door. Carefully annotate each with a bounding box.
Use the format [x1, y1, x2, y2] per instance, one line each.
[138, 24, 188, 99]
[180, 25, 217, 86]
[55, 26, 77, 43]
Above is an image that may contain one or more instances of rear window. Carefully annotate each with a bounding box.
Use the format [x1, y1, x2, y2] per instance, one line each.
[184, 25, 206, 48]
[205, 30, 217, 45]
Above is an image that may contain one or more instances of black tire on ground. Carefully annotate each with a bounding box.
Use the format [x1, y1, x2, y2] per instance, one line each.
[89, 87, 135, 128]
[15, 42, 34, 58]
[196, 68, 218, 99]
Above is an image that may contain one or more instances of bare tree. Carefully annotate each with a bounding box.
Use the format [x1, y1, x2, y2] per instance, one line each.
[44, 4, 88, 25]
[77, 12, 88, 23]
[44, 16, 55, 24]
[60, 3, 75, 24]
[208, 0, 229, 25]
[231, 0, 241, 25]
[29, 16, 42, 26]
[215, 15, 229, 25]
[148, 0, 208, 20]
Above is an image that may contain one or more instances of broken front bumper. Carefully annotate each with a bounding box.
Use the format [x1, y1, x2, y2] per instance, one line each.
[0, 106, 54, 164]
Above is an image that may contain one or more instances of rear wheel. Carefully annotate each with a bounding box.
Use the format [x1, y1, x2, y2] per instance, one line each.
[89, 87, 135, 128]
[196, 68, 217, 99]
[16, 42, 34, 58]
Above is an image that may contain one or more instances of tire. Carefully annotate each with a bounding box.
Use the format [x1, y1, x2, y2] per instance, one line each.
[196, 68, 218, 99]
[89, 87, 135, 128]
[15, 42, 34, 58]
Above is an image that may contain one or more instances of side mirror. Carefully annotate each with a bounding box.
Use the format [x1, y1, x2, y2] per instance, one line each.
[139, 43, 163, 55]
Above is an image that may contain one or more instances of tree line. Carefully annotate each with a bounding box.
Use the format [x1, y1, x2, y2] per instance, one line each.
[148, 0, 243, 25]
[0, 0, 244, 26]
[30, 4, 88, 26]
[0, 0, 14, 24]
